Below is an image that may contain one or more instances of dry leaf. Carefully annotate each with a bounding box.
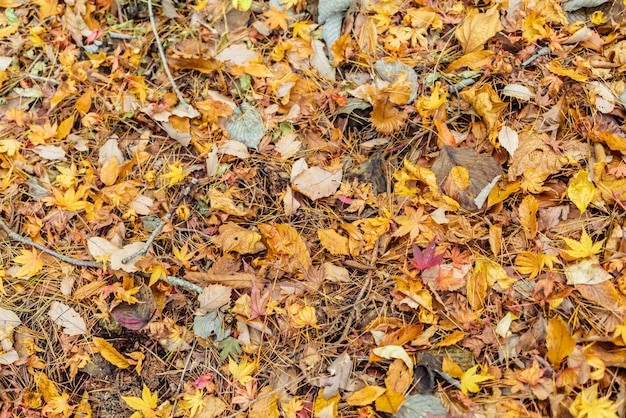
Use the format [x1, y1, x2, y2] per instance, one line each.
[214, 223, 265, 255]
[456, 6, 502, 53]
[197, 284, 232, 315]
[431, 145, 503, 211]
[93, 337, 130, 369]
[291, 158, 342, 201]
[48, 302, 87, 336]
[546, 316, 575, 368]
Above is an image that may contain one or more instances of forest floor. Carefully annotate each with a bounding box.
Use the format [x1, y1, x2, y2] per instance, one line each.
[1, 0, 626, 417]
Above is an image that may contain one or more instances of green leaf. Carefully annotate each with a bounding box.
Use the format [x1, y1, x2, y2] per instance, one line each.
[219, 337, 242, 362]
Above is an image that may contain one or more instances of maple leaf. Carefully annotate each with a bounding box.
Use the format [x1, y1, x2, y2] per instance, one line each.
[460, 364, 494, 395]
[42, 187, 88, 212]
[173, 243, 194, 268]
[393, 205, 433, 242]
[122, 385, 158, 418]
[411, 238, 444, 271]
[228, 357, 257, 385]
[569, 384, 619, 418]
[178, 389, 207, 418]
[0, 138, 21, 156]
[161, 162, 190, 187]
[219, 337, 242, 362]
[249, 285, 270, 320]
[41, 392, 75, 417]
[263, 7, 292, 32]
[560, 229, 604, 260]
[13, 248, 43, 278]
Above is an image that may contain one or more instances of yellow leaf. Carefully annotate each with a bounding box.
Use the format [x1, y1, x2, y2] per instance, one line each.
[13, 248, 43, 278]
[392, 205, 434, 243]
[546, 316, 575, 368]
[75, 88, 94, 114]
[450, 166, 470, 191]
[370, 97, 408, 134]
[569, 384, 619, 418]
[347, 385, 386, 406]
[0, 22, 19, 40]
[445, 50, 494, 73]
[56, 114, 75, 140]
[442, 357, 463, 379]
[460, 364, 494, 394]
[178, 389, 207, 418]
[93, 337, 130, 369]
[35, 372, 60, 401]
[214, 223, 265, 255]
[318, 229, 350, 255]
[372, 345, 413, 369]
[560, 229, 604, 260]
[259, 223, 312, 273]
[42, 392, 73, 417]
[161, 162, 190, 187]
[249, 386, 279, 418]
[384, 359, 412, 394]
[232, 0, 252, 11]
[519, 195, 538, 241]
[548, 60, 588, 81]
[314, 390, 340, 417]
[228, 357, 257, 385]
[590, 11, 607, 25]
[100, 157, 119, 187]
[122, 384, 158, 414]
[460, 83, 506, 134]
[568, 169, 596, 213]
[374, 389, 406, 414]
[263, 6, 293, 31]
[455, 6, 502, 53]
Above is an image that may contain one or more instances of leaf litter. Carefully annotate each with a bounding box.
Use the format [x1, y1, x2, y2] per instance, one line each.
[0, 0, 626, 417]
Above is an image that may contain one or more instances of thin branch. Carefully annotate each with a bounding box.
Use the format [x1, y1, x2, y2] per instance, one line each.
[0, 217, 103, 269]
[147, 0, 186, 105]
[122, 178, 198, 263]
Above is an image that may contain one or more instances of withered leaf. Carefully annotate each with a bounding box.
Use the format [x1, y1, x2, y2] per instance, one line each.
[431, 145, 503, 211]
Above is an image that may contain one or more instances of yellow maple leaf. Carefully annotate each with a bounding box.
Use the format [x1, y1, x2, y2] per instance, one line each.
[0, 138, 21, 156]
[460, 364, 494, 394]
[161, 162, 190, 187]
[28, 120, 57, 145]
[13, 248, 43, 278]
[228, 357, 257, 385]
[42, 187, 88, 212]
[569, 384, 619, 418]
[122, 384, 158, 417]
[392, 205, 433, 242]
[178, 389, 206, 418]
[42, 392, 75, 417]
[263, 7, 293, 32]
[560, 229, 604, 260]
[173, 243, 194, 268]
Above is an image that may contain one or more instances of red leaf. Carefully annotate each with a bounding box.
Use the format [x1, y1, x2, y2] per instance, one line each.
[411, 238, 444, 271]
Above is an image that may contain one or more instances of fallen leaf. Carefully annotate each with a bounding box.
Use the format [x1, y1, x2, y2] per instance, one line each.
[546, 316, 575, 368]
[456, 6, 502, 53]
[291, 158, 342, 201]
[431, 145, 502, 211]
[48, 302, 87, 336]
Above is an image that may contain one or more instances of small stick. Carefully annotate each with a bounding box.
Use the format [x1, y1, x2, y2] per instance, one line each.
[0, 217, 102, 268]
[122, 178, 198, 263]
[147, 0, 187, 106]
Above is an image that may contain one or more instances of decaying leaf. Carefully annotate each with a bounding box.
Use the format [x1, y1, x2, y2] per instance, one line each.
[431, 145, 503, 211]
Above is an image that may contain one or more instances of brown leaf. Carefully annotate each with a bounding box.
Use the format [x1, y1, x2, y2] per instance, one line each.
[431, 145, 503, 211]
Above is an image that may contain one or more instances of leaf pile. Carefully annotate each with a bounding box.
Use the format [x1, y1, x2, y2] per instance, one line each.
[1, 0, 626, 416]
